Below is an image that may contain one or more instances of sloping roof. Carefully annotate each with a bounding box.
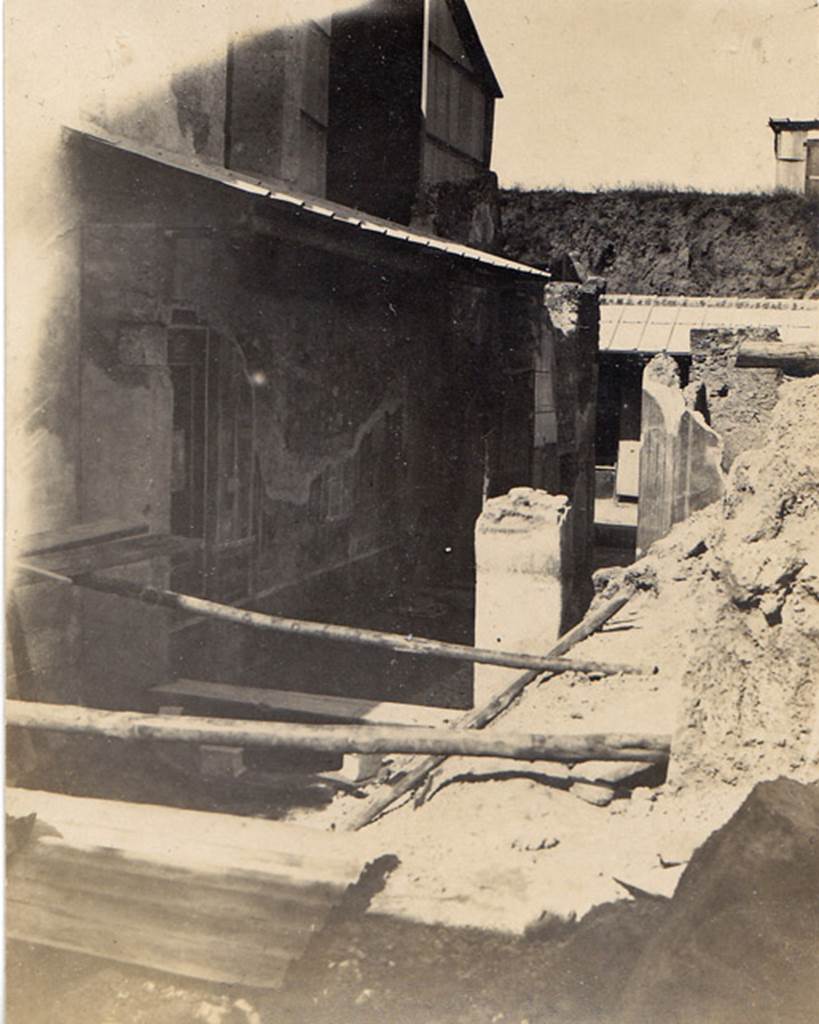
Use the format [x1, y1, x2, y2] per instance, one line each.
[769, 118, 819, 133]
[446, 0, 503, 98]
[600, 294, 819, 356]
[69, 125, 546, 280]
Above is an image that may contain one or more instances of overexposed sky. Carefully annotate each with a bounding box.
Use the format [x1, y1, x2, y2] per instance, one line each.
[468, 0, 819, 191]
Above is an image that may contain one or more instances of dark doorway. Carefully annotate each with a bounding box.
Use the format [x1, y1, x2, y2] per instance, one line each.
[168, 327, 258, 603]
[169, 327, 208, 595]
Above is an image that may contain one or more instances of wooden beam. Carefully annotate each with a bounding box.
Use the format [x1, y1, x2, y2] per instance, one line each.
[345, 590, 638, 830]
[16, 563, 644, 677]
[7, 700, 670, 764]
[16, 534, 200, 580]
[5, 787, 379, 989]
[736, 339, 819, 374]
[18, 519, 148, 557]
[152, 679, 458, 727]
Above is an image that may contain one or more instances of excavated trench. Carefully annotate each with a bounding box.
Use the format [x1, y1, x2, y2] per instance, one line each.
[9, 378, 819, 1024]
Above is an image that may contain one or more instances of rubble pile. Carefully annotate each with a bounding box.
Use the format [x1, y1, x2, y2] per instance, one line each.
[605, 373, 819, 791]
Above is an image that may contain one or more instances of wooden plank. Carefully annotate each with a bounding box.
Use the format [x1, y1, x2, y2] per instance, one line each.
[153, 679, 458, 728]
[17, 534, 201, 578]
[7, 700, 670, 764]
[6, 788, 364, 892]
[5, 788, 379, 989]
[17, 519, 148, 557]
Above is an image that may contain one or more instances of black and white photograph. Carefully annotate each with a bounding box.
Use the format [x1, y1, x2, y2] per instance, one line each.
[5, 2, 819, 1021]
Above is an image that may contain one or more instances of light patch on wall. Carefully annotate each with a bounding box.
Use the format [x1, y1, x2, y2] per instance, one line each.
[5, 1, 366, 536]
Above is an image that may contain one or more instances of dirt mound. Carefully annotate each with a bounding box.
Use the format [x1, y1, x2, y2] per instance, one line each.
[619, 777, 819, 1024]
[605, 374, 819, 791]
[499, 189, 819, 298]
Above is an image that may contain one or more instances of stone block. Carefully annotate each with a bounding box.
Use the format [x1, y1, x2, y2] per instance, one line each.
[473, 488, 569, 707]
[337, 753, 384, 784]
[569, 781, 615, 806]
[199, 745, 245, 779]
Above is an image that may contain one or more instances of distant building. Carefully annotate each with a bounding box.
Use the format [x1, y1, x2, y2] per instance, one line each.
[769, 118, 819, 195]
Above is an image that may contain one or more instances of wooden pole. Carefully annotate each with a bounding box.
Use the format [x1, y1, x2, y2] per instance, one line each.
[15, 562, 643, 678]
[736, 340, 819, 374]
[6, 700, 668, 764]
[345, 590, 638, 830]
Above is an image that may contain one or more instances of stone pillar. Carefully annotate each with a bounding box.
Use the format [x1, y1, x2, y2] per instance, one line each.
[542, 279, 604, 631]
[636, 354, 725, 557]
[473, 488, 569, 707]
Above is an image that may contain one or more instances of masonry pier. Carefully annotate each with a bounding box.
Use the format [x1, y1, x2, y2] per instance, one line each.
[473, 488, 569, 706]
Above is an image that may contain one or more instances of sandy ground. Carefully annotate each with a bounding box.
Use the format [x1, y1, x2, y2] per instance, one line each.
[299, 595, 746, 933]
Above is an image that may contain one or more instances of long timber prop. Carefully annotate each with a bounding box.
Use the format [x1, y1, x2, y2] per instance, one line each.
[16, 562, 643, 678]
[345, 589, 639, 830]
[6, 700, 669, 765]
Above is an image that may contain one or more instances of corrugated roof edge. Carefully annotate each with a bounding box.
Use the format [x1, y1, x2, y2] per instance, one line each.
[769, 118, 819, 133]
[65, 124, 547, 280]
[601, 293, 819, 311]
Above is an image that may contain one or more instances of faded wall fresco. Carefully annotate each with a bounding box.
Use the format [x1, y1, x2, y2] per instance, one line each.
[60, 130, 547, 695]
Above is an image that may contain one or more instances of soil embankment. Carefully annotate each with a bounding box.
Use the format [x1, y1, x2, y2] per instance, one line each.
[499, 188, 819, 298]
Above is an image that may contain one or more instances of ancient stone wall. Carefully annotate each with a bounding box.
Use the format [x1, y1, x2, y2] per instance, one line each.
[636, 354, 725, 557]
[541, 281, 602, 630]
[689, 326, 783, 469]
[411, 171, 502, 252]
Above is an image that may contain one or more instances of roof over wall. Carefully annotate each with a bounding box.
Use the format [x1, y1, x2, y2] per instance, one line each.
[600, 294, 819, 356]
[68, 125, 546, 282]
[769, 118, 819, 133]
